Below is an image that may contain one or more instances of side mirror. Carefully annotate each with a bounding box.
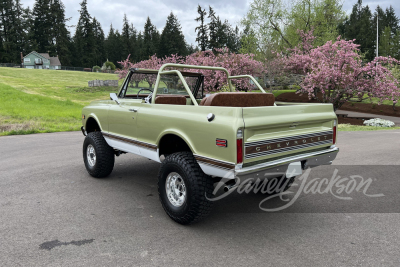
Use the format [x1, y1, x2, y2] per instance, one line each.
[110, 93, 120, 105]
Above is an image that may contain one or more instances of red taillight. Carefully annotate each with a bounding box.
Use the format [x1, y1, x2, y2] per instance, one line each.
[333, 120, 337, 144]
[236, 138, 243, 164]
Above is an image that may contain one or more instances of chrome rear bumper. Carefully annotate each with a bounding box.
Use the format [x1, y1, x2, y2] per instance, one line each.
[235, 146, 339, 179]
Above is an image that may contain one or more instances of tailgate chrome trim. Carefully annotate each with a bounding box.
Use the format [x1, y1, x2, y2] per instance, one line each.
[245, 130, 333, 159]
[236, 146, 339, 176]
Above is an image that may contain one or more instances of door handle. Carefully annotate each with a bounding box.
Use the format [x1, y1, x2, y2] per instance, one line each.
[129, 109, 138, 112]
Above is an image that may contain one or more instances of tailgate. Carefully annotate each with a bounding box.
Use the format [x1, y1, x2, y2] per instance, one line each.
[242, 103, 336, 166]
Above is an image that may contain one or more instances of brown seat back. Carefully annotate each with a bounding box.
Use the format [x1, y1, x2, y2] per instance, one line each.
[200, 92, 275, 107]
[155, 95, 187, 105]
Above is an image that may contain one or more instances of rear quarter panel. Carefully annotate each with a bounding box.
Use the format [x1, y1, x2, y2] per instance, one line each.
[136, 104, 244, 164]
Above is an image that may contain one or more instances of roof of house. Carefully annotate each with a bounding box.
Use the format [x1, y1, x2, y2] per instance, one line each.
[39, 53, 50, 60]
[49, 57, 61, 66]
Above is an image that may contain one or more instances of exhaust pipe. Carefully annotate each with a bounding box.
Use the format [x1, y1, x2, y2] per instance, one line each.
[224, 183, 238, 192]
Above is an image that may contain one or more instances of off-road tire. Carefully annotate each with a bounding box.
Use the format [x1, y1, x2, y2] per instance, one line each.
[158, 152, 214, 225]
[83, 131, 115, 178]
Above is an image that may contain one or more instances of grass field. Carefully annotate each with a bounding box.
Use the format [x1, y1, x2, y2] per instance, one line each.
[0, 68, 397, 136]
[0, 68, 121, 135]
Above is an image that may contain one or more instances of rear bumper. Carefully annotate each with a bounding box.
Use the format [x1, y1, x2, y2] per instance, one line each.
[235, 146, 339, 179]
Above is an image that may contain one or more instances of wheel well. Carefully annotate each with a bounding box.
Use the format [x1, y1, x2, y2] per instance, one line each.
[159, 134, 192, 156]
[86, 117, 101, 133]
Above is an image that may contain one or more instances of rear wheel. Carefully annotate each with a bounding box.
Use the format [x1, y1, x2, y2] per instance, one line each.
[158, 152, 213, 225]
[83, 131, 115, 178]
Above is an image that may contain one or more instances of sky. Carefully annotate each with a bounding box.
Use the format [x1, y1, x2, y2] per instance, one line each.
[21, 0, 400, 45]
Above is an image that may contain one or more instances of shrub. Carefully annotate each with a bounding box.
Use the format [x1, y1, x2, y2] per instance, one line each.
[92, 66, 101, 72]
[363, 118, 395, 127]
[103, 61, 116, 71]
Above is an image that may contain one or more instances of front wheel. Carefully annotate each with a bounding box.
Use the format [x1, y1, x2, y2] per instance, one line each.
[158, 152, 214, 225]
[83, 131, 115, 178]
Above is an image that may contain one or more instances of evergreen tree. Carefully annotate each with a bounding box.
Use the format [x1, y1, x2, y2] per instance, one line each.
[186, 44, 198, 55]
[383, 6, 399, 35]
[135, 31, 144, 62]
[379, 26, 393, 57]
[74, 0, 95, 67]
[50, 0, 71, 65]
[159, 12, 187, 58]
[129, 23, 138, 62]
[92, 17, 105, 67]
[121, 14, 132, 59]
[392, 30, 400, 60]
[31, 0, 52, 53]
[142, 17, 159, 59]
[208, 6, 218, 50]
[225, 24, 241, 53]
[340, 0, 374, 61]
[105, 24, 118, 64]
[195, 5, 208, 51]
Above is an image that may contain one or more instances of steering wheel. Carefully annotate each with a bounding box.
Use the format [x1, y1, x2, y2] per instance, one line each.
[137, 88, 153, 99]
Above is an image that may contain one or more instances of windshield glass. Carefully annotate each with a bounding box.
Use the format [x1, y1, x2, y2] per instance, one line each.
[123, 71, 203, 99]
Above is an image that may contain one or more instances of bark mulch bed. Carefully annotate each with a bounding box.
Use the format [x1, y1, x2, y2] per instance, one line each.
[275, 92, 400, 118]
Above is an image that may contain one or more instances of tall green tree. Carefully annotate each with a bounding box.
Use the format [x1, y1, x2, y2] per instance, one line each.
[105, 24, 119, 64]
[379, 26, 394, 57]
[135, 31, 144, 62]
[159, 12, 187, 58]
[31, 0, 52, 53]
[50, 0, 71, 65]
[208, 6, 219, 50]
[92, 17, 105, 67]
[225, 24, 241, 53]
[74, 0, 95, 67]
[129, 23, 138, 62]
[340, 0, 374, 61]
[121, 14, 132, 59]
[195, 5, 208, 51]
[142, 17, 159, 59]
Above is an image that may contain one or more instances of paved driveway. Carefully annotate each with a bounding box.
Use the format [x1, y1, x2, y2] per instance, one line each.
[0, 130, 399, 266]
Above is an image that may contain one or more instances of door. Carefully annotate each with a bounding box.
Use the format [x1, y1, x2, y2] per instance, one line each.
[107, 99, 141, 154]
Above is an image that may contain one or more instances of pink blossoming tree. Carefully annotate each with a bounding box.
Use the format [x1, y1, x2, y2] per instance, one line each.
[116, 48, 263, 93]
[289, 36, 400, 110]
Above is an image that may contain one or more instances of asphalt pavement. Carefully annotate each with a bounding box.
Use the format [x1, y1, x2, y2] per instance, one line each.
[0, 130, 400, 266]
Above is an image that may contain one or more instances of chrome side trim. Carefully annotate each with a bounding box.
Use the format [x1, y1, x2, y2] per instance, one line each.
[236, 147, 339, 176]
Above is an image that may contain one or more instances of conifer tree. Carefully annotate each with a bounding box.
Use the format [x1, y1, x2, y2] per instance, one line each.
[50, 0, 71, 64]
[74, 0, 95, 67]
[195, 5, 208, 51]
[159, 12, 187, 58]
[92, 17, 105, 66]
[31, 0, 51, 53]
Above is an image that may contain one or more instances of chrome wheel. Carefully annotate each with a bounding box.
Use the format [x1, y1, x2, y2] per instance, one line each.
[87, 144, 96, 167]
[165, 172, 186, 207]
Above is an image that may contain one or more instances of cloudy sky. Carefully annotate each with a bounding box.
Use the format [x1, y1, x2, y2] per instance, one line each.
[21, 0, 400, 45]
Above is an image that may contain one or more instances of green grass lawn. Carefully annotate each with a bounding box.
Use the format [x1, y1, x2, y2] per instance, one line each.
[0, 68, 123, 136]
[0, 68, 397, 136]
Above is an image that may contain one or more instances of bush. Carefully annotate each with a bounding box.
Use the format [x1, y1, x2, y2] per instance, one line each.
[102, 61, 116, 71]
[92, 66, 101, 72]
[363, 118, 395, 127]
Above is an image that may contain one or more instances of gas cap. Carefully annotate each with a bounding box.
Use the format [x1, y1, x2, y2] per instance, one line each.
[207, 113, 215, 122]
